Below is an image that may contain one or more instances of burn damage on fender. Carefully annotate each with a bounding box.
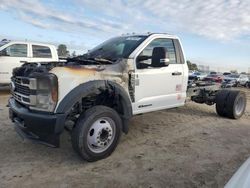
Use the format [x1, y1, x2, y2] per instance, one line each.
[12, 60, 105, 77]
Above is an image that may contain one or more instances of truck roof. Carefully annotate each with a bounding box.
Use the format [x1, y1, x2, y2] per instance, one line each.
[121, 32, 178, 39]
[0, 40, 56, 48]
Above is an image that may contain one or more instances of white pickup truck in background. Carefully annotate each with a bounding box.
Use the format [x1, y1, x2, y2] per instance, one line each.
[0, 40, 58, 85]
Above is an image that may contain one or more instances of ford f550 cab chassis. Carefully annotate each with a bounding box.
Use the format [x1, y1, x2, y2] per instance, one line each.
[8, 33, 247, 161]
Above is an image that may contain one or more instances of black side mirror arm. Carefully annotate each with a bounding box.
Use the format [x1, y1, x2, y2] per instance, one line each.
[137, 55, 151, 62]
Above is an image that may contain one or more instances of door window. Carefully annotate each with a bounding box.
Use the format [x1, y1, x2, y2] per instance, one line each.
[137, 38, 177, 69]
[32, 45, 52, 58]
[1, 44, 27, 57]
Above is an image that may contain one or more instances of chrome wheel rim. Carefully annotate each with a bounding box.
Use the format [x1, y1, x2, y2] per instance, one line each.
[87, 117, 115, 153]
[235, 96, 245, 116]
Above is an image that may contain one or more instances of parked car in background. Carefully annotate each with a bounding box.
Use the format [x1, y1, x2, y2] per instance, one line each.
[188, 75, 198, 87]
[222, 74, 238, 88]
[188, 70, 196, 76]
[223, 72, 231, 76]
[204, 74, 223, 83]
[0, 40, 58, 86]
[209, 71, 217, 75]
[189, 72, 207, 81]
[222, 74, 249, 87]
[238, 74, 249, 86]
[224, 74, 249, 86]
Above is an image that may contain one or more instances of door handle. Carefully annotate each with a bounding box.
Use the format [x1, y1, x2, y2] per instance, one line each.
[172, 71, 182, 76]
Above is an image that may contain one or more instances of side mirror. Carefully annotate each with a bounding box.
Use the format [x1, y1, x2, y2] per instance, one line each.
[152, 47, 169, 67]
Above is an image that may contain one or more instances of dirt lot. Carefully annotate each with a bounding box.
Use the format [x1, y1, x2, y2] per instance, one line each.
[0, 89, 250, 188]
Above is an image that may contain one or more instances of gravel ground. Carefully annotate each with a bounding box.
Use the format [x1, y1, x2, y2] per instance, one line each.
[0, 88, 250, 188]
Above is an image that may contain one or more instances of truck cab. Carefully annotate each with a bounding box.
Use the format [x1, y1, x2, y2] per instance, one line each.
[0, 40, 58, 85]
[129, 34, 188, 114]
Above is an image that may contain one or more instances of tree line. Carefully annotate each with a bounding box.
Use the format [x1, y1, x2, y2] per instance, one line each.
[57, 44, 76, 57]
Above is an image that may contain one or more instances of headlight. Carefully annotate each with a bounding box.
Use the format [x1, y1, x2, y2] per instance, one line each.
[29, 73, 58, 112]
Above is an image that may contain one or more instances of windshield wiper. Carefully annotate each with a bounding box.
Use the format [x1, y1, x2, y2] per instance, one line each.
[93, 58, 114, 64]
[67, 56, 115, 65]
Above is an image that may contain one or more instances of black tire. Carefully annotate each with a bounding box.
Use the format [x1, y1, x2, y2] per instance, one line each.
[216, 90, 246, 119]
[72, 105, 122, 162]
[215, 90, 230, 117]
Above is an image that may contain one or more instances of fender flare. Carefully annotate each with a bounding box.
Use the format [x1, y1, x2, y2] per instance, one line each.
[56, 80, 133, 133]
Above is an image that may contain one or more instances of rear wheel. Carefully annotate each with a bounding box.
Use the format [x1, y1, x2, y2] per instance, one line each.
[216, 90, 246, 119]
[72, 105, 122, 162]
[215, 90, 230, 117]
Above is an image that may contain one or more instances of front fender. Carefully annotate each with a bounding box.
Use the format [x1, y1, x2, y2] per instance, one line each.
[56, 80, 133, 133]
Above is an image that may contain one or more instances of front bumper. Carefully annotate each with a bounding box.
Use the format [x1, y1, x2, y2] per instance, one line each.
[8, 97, 66, 147]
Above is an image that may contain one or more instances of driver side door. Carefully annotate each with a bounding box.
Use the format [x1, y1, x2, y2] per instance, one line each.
[133, 38, 186, 114]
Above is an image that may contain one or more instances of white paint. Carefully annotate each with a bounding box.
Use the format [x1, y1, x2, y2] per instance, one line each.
[51, 34, 189, 115]
[225, 157, 250, 188]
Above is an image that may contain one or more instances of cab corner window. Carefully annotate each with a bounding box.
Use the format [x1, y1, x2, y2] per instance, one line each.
[32, 45, 52, 58]
[136, 38, 177, 69]
[1, 44, 27, 57]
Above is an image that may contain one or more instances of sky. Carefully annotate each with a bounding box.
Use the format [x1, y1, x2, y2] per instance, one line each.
[0, 0, 250, 72]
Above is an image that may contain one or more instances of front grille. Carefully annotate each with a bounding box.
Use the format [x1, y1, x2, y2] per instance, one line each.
[15, 83, 30, 95]
[12, 92, 30, 104]
[11, 77, 36, 105]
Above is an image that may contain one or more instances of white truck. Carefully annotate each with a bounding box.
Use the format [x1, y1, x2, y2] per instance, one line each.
[0, 40, 58, 85]
[8, 33, 247, 162]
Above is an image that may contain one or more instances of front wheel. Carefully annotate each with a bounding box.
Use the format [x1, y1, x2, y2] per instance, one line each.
[72, 105, 122, 162]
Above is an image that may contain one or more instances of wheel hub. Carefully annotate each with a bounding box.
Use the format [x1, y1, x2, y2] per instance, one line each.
[100, 129, 109, 142]
[87, 117, 114, 153]
[235, 96, 245, 116]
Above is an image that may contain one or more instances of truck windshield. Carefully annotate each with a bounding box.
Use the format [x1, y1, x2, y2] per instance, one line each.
[86, 36, 147, 61]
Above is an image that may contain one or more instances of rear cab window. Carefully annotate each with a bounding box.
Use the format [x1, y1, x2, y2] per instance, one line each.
[32, 45, 52, 58]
